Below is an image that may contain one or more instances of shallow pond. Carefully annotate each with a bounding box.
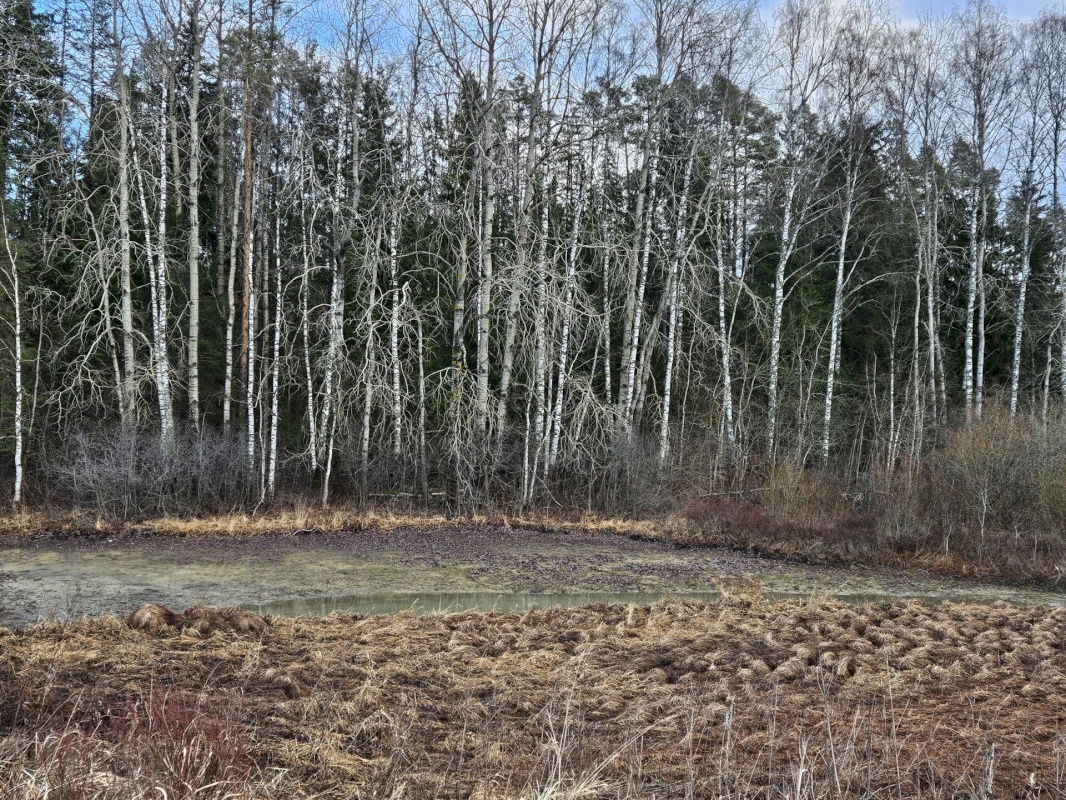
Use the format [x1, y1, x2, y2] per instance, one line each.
[1, 525, 1063, 625]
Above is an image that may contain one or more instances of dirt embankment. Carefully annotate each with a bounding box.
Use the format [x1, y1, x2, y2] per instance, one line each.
[3, 597, 1066, 798]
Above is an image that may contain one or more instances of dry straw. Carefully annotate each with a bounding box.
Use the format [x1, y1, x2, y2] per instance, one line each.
[3, 598, 1066, 798]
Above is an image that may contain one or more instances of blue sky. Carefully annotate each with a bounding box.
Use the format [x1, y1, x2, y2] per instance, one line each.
[889, 0, 1056, 19]
[757, 0, 1062, 24]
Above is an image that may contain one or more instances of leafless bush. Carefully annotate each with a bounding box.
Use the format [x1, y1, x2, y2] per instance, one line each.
[43, 428, 260, 519]
[930, 411, 1066, 538]
[676, 411, 1066, 581]
[877, 410, 1066, 577]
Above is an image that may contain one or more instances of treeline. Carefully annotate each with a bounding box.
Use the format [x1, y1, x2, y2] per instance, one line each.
[1, 0, 1065, 515]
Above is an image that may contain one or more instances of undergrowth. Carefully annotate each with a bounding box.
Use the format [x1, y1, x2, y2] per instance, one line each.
[0, 689, 253, 799]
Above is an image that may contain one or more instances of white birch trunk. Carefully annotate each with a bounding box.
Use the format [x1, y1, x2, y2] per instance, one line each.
[767, 173, 798, 459]
[714, 206, 735, 449]
[300, 205, 318, 470]
[530, 173, 550, 487]
[976, 257, 986, 421]
[319, 109, 349, 473]
[132, 104, 174, 450]
[154, 98, 175, 449]
[963, 186, 979, 420]
[245, 180, 257, 468]
[416, 312, 428, 502]
[452, 223, 469, 376]
[618, 118, 657, 423]
[821, 185, 854, 467]
[359, 224, 383, 497]
[659, 153, 693, 465]
[623, 152, 659, 424]
[388, 208, 402, 456]
[1043, 340, 1053, 426]
[549, 168, 588, 466]
[599, 142, 613, 406]
[1060, 279, 1066, 401]
[1, 212, 23, 505]
[267, 211, 283, 499]
[322, 412, 336, 508]
[12, 263, 21, 507]
[1010, 194, 1034, 416]
[922, 171, 940, 424]
[659, 275, 681, 465]
[601, 250, 612, 403]
[116, 34, 136, 430]
[319, 254, 344, 468]
[475, 95, 496, 441]
[187, 18, 202, 429]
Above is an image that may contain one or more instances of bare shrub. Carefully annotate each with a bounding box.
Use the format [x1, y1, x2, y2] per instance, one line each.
[43, 427, 260, 519]
[674, 410, 1066, 581]
[929, 411, 1066, 538]
[680, 494, 878, 565]
[874, 410, 1066, 577]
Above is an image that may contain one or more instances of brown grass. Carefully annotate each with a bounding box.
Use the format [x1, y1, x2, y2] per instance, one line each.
[127, 603, 182, 633]
[128, 604, 269, 636]
[0, 506, 671, 542]
[3, 597, 1066, 798]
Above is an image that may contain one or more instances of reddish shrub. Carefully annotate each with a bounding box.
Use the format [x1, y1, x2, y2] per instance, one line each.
[18, 690, 253, 800]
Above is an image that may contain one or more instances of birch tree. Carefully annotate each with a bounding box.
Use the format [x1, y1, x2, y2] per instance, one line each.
[1031, 10, 1066, 400]
[820, 0, 885, 466]
[1007, 29, 1045, 416]
[954, 0, 1014, 422]
[765, 0, 836, 460]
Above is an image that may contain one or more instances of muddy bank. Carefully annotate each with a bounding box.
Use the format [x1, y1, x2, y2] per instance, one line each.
[1, 524, 1063, 625]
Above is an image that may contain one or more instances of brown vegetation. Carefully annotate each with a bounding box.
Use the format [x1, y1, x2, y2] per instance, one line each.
[0, 506, 668, 543]
[674, 413, 1066, 583]
[3, 597, 1066, 797]
[127, 604, 268, 636]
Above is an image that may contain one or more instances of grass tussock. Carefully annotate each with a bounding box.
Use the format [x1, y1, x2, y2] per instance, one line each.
[127, 604, 269, 636]
[3, 598, 1066, 798]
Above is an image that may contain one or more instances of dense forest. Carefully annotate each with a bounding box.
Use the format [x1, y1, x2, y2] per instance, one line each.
[1, 0, 1064, 517]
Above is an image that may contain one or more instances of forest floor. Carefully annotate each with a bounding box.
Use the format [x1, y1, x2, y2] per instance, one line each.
[2, 596, 1066, 798]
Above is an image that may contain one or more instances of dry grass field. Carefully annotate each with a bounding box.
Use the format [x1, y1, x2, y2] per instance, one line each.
[0, 507, 670, 542]
[2, 594, 1065, 798]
